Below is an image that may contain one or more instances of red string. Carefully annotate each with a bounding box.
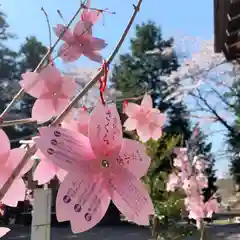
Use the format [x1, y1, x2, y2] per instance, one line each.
[99, 60, 108, 105]
[82, 105, 88, 111]
[122, 100, 129, 113]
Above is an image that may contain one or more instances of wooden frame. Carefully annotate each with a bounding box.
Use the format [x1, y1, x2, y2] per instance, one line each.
[214, 0, 240, 60]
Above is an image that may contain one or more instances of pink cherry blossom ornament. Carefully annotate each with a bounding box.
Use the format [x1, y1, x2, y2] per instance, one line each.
[54, 17, 107, 63]
[35, 102, 153, 233]
[124, 94, 166, 142]
[20, 64, 76, 122]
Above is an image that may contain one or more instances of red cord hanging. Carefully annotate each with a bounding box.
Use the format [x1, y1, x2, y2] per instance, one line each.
[99, 60, 108, 105]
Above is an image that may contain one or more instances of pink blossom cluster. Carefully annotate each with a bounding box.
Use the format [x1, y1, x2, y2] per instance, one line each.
[167, 148, 219, 229]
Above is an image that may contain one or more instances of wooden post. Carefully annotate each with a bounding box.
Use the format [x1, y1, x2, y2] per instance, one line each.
[31, 187, 52, 240]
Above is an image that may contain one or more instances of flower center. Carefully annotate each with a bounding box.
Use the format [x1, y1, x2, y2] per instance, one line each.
[52, 92, 57, 96]
[101, 160, 109, 168]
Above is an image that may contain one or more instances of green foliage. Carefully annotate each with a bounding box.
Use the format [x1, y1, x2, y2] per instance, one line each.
[226, 77, 240, 186]
[227, 114, 240, 185]
[18, 36, 47, 74]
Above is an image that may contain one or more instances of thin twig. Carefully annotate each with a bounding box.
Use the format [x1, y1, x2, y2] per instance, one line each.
[0, 118, 37, 127]
[10, 134, 38, 144]
[0, 0, 143, 201]
[41, 7, 52, 48]
[0, 4, 84, 119]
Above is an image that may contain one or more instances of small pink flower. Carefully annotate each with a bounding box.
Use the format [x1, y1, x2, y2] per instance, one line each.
[204, 198, 219, 218]
[54, 17, 107, 63]
[124, 94, 166, 142]
[196, 173, 208, 189]
[35, 102, 153, 233]
[166, 173, 180, 191]
[0, 130, 33, 207]
[20, 64, 76, 122]
[193, 155, 208, 171]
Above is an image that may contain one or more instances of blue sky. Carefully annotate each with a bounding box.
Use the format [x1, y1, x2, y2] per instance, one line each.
[1, 0, 229, 177]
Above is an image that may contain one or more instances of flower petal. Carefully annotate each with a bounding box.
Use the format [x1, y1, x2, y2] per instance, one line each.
[108, 168, 154, 225]
[53, 24, 74, 43]
[149, 108, 166, 127]
[39, 64, 62, 90]
[56, 168, 67, 182]
[74, 21, 92, 37]
[141, 94, 153, 109]
[81, 10, 101, 25]
[88, 102, 122, 159]
[54, 98, 71, 116]
[35, 127, 95, 173]
[62, 120, 88, 137]
[60, 76, 76, 98]
[32, 98, 57, 122]
[123, 118, 137, 131]
[0, 227, 10, 238]
[137, 124, 151, 142]
[6, 148, 33, 176]
[58, 43, 82, 62]
[83, 51, 103, 63]
[20, 72, 48, 98]
[151, 127, 162, 141]
[90, 37, 107, 50]
[1, 178, 25, 207]
[33, 160, 57, 185]
[124, 103, 140, 118]
[62, 108, 90, 136]
[116, 139, 150, 178]
[56, 172, 110, 233]
[0, 129, 10, 165]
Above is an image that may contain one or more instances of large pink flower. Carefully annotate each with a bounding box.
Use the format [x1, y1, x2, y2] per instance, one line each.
[35, 102, 153, 233]
[54, 15, 107, 63]
[0, 130, 33, 207]
[124, 94, 166, 142]
[20, 64, 76, 122]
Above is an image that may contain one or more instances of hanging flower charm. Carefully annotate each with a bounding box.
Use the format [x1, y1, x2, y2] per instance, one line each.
[54, 13, 107, 63]
[35, 102, 153, 233]
[124, 94, 166, 142]
[20, 64, 76, 122]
